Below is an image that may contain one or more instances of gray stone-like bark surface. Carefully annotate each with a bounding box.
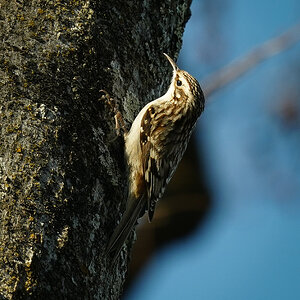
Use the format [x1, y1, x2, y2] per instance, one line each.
[0, 0, 192, 299]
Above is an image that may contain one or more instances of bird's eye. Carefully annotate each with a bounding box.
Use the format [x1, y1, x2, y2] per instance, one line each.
[177, 80, 182, 86]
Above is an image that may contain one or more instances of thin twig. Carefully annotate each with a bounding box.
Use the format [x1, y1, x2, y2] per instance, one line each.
[202, 22, 300, 97]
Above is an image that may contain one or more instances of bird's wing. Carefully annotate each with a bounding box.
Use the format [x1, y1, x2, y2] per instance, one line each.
[140, 104, 175, 221]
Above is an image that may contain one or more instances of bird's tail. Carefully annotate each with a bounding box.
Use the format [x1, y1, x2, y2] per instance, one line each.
[106, 196, 145, 264]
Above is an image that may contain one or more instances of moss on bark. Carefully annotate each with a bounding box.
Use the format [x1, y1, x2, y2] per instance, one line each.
[0, 0, 192, 298]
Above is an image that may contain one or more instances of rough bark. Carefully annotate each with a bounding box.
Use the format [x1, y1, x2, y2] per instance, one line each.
[0, 0, 192, 299]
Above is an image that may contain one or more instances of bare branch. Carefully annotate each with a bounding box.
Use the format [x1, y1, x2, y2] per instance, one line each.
[202, 22, 300, 97]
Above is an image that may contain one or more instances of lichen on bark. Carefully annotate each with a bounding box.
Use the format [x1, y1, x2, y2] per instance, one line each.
[0, 0, 192, 298]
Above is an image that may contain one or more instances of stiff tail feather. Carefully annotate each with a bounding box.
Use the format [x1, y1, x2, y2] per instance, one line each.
[106, 196, 145, 264]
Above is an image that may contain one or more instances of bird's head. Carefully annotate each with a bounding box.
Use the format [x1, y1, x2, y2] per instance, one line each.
[163, 53, 204, 107]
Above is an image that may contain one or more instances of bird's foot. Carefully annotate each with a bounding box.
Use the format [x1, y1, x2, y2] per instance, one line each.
[99, 90, 128, 136]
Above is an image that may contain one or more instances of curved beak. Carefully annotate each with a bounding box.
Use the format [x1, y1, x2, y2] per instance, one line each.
[163, 53, 179, 72]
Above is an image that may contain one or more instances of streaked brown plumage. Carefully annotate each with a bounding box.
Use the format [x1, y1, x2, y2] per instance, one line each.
[107, 54, 205, 262]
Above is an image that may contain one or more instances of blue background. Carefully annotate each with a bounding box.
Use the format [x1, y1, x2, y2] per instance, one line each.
[127, 0, 300, 299]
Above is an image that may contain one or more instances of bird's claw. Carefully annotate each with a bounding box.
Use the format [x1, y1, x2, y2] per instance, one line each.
[99, 89, 127, 136]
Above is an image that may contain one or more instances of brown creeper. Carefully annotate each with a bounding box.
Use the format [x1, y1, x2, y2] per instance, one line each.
[107, 53, 205, 260]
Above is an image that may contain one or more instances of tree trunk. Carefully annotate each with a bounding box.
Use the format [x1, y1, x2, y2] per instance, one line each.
[0, 0, 192, 299]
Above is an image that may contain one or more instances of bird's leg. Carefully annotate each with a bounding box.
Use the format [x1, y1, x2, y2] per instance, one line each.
[99, 90, 128, 136]
[114, 111, 127, 136]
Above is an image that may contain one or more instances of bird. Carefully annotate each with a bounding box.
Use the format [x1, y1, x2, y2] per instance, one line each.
[106, 53, 205, 262]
